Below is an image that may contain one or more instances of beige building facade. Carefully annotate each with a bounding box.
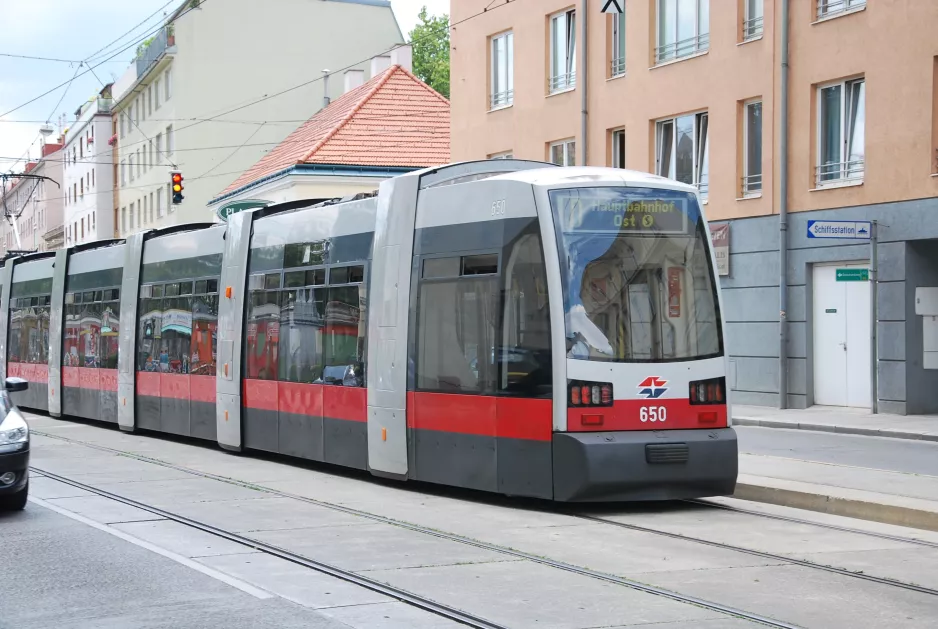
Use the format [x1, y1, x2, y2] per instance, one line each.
[452, 0, 938, 415]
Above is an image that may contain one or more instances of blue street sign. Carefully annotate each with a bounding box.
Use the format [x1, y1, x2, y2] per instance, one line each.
[806, 220, 872, 240]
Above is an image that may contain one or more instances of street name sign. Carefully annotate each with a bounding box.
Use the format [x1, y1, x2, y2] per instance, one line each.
[216, 199, 270, 222]
[601, 0, 624, 13]
[836, 268, 869, 282]
[806, 220, 871, 240]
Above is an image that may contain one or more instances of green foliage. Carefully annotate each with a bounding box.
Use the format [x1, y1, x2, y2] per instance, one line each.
[409, 7, 450, 99]
[135, 36, 156, 61]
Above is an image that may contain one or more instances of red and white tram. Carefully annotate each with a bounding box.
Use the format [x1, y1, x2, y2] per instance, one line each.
[0, 161, 737, 501]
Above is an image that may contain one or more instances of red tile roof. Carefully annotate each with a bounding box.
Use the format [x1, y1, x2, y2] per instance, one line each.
[217, 65, 450, 199]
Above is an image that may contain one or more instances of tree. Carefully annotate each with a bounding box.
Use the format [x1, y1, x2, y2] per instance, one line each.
[409, 7, 450, 99]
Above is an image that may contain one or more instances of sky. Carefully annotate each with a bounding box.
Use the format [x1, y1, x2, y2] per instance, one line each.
[0, 0, 449, 175]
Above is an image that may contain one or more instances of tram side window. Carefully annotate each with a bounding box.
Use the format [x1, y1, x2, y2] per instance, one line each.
[8, 295, 51, 365]
[137, 290, 163, 372]
[160, 295, 192, 373]
[416, 257, 500, 394]
[64, 293, 82, 366]
[279, 287, 325, 384]
[245, 283, 281, 381]
[499, 229, 553, 398]
[323, 265, 366, 387]
[99, 289, 121, 369]
[190, 292, 218, 376]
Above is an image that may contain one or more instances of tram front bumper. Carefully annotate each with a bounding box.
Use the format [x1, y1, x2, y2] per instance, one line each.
[552, 428, 738, 502]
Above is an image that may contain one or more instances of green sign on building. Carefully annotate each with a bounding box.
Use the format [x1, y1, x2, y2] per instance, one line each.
[215, 199, 270, 222]
[835, 268, 869, 282]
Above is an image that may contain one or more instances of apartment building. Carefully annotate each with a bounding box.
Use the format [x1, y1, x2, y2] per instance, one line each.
[0, 140, 65, 254]
[63, 85, 115, 247]
[451, 0, 938, 414]
[111, 0, 405, 237]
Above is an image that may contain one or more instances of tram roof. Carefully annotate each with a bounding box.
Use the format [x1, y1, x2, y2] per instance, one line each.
[487, 166, 700, 194]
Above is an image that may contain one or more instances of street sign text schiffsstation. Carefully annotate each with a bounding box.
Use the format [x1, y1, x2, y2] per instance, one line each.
[836, 268, 869, 282]
[806, 220, 872, 240]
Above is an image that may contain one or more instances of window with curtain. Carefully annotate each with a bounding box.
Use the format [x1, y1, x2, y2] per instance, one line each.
[656, 0, 709, 63]
[817, 78, 865, 185]
[491, 31, 514, 108]
[743, 100, 762, 195]
[611, 10, 626, 77]
[656, 112, 709, 199]
[549, 9, 576, 93]
[743, 0, 764, 40]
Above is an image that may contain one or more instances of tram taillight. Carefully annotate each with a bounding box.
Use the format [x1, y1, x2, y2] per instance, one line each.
[569, 380, 613, 407]
[689, 377, 725, 404]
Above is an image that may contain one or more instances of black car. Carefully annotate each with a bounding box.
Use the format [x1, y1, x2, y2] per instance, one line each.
[0, 377, 30, 511]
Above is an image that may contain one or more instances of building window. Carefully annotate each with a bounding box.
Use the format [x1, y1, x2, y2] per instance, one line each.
[167, 183, 173, 211]
[490, 31, 514, 109]
[549, 9, 576, 93]
[147, 85, 153, 116]
[120, 113, 126, 139]
[610, 10, 626, 77]
[817, 78, 865, 185]
[155, 78, 161, 109]
[143, 196, 148, 224]
[81, 218, 85, 239]
[611, 129, 626, 168]
[656, 112, 709, 198]
[92, 211, 95, 230]
[743, 100, 763, 195]
[129, 202, 135, 230]
[140, 95, 146, 123]
[80, 179, 84, 198]
[817, 0, 866, 20]
[121, 160, 127, 187]
[167, 125, 174, 155]
[157, 187, 164, 218]
[91, 168, 95, 188]
[149, 140, 154, 170]
[150, 192, 155, 223]
[744, 0, 764, 40]
[656, 0, 709, 64]
[488, 151, 513, 159]
[550, 138, 576, 166]
[165, 68, 173, 101]
[121, 207, 127, 233]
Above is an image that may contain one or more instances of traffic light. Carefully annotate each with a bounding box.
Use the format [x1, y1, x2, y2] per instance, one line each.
[171, 171, 184, 204]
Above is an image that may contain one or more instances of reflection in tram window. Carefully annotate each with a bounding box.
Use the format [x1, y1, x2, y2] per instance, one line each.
[8, 295, 51, 365]
[190, 294, 218, 375]
[323, 285, 365, 387]
[137, 295, 163, 371]
[279, 288, 324, 384]
[246, 289, 280, 381]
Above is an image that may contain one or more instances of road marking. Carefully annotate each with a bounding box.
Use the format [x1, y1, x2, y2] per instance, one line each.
[29, 496, 274, 600]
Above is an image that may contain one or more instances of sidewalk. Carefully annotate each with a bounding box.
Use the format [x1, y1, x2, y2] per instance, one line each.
[733, 404, 938, 441]
[734, 407, 938, 531]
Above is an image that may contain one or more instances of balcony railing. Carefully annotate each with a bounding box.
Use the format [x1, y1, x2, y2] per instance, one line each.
[489, 89, 514, 109]
[816, 159, 864, 186]
[742, 173, 763, 196]
[655, 33, 710, 64]
[136, 27, 171, 77]
[696, 180, 709, 199]
[817, 0, 866, 19]
[610, 56, 625, 77]
[743, 16, 764, 40]
[548, 72, 576, 94]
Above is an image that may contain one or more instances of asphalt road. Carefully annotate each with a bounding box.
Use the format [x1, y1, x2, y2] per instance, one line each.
[736, 425, 938, 476]
[0, 500, 349, 629]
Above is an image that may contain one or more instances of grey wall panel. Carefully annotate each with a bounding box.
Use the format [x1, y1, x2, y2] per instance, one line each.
[731, 390, 779, 407]
[788, 285, 807, 323]
[903, 241, 938, 414]
[721, 251, 779, 288]
[877, 242, 906, 283]
[721, 287, 778, 323]
[724, 322, 778, 358]
[878, 360, 906, 403]
[880, 400, 907, 415]
[878, 281, 905, 322]
[716, 215, 778, 255]
[878, 322, 905, 362]
[788, 322, 807, 359]
[788, 359, 807, 396]
[787, 394, 808, 410]
[733, 357, 778, 394]
[788, 244, 871, 284]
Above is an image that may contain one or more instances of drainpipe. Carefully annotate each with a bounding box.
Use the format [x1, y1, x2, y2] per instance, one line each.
[778, 0, 790, 409]
[580, 0, 588, 166]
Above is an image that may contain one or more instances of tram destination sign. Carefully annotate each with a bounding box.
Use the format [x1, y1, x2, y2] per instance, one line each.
[807, 220, 871, 240]
[561, 197, 689, 235]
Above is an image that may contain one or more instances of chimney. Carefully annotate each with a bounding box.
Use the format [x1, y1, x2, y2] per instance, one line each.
[370, 54, 391, 78]
[322, 70, 331, 108]
[390, 45, 413, 73]
[344, 69, 365, 93]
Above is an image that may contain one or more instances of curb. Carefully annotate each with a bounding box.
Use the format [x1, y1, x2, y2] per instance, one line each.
[733, 417, 938, 442]
[734, 482, 938, 533]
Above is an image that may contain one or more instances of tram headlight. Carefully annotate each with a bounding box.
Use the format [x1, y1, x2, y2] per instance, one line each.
[0, 409, 28, 453]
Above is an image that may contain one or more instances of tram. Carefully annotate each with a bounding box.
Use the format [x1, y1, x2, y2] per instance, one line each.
[0, 161, 737, 501]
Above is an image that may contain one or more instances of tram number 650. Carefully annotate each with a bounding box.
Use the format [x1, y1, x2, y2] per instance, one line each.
[639, 406, 667, 423]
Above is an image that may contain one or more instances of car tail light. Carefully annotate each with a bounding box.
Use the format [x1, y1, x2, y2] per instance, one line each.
[569, 380, 614, 407]
[689, 377, 726, 405]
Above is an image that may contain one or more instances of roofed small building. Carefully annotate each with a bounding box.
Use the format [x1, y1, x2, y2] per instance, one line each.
[208, 48, 450, 221]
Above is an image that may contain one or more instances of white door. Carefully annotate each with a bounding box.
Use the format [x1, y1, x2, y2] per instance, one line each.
[813, 263, 871, 408]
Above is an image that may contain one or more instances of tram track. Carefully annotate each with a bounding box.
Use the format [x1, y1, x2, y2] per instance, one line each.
[31, 425, 938, 625]
[575, 513, 938, 598]
[31, 431, 805, 629]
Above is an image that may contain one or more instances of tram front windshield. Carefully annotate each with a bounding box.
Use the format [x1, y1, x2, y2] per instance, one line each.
[549, 186, 722, 363]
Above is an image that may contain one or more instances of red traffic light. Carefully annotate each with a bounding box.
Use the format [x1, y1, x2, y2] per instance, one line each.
[171, 173, 183, 184]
